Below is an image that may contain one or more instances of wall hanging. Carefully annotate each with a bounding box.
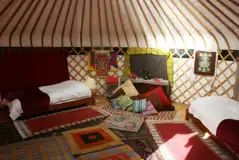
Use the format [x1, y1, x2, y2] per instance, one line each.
[194, 51, 216, 76]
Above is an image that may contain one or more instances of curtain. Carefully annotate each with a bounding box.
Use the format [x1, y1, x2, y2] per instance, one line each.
[130, 54, 168, 80]
[233, 61, 239, 101]
[124, 48, 173, 84]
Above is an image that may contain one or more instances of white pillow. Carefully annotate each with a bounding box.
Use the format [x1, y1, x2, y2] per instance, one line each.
[84, 76, 96, 89]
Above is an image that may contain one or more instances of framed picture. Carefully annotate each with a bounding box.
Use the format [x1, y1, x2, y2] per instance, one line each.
[88, 50, 118, 72]
[194, 50, 216, 76]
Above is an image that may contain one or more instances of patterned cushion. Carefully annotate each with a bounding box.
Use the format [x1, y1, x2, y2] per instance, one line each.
[63, 125, 124, 155]
[142, 101, 158, 116]
[143, 87, 174, 111]
[121, 80, 139, 97]
[76, 145, 143, 160]
[117, 95, 133, 110]
[132, 99, 147, 113]
[110, 97, 121, 110]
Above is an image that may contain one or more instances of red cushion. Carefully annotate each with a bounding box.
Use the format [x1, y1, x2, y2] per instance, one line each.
[106, 76, 118, 84]
[143, 87, 174, 111]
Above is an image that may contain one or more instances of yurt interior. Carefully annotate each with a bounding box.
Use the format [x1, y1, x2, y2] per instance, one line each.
[0, 0, 238, 159]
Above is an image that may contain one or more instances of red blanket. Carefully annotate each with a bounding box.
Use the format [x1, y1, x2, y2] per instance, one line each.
[216, 119, 239, 154]
[4, 88, 50, 116]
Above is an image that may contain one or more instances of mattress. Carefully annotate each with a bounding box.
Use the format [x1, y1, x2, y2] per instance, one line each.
[9, 80, 92, 120]
[189, 96, 239, 135]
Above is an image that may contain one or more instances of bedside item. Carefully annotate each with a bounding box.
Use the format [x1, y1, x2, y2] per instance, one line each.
[84, 76, 96, 90]
[102, 115, 144, 132]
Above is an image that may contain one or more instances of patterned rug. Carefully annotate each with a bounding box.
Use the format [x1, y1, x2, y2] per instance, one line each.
[14, 106, 108, 139]
[0, 136, 74, 160]
[63, 124, 124, 155]
[146, 120, 233, 160]
[91, 103, 177, 120]
[112, 123, 159, 159]
[76, 145, 143, 160]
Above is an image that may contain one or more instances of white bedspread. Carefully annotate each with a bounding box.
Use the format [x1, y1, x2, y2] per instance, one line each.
[9, 80, 92, 120]
[189, 96, 239, 135]
[39, 80, 92, 105]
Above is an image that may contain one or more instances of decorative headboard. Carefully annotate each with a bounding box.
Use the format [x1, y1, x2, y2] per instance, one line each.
[0, 50, 69, 94]
[233, 61, 239, 101]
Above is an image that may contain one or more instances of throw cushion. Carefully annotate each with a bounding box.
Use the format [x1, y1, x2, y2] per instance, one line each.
[142, 101, 158, 116]
[111, 88, 125, 99]
[110, 97, 121, 110]
[143, 87, 174, 111]
[117, 95, 133, 110]
[132, 99, 147, 113]
[121, 80, 139, 97]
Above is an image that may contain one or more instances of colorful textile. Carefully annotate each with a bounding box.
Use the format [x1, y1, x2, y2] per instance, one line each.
[146, 120, 233, 160]
[0, 136, 74, 160]
[142, 101, 158, 116]
[91, 104, 177, 120]
[124, 48, 173, 84]
[88, 51, 118, 71]
[132, 99, 147, 113]
[14, 106, 107, 139]
[63, 124, 123, 155]
[121, 80, 139, 97]
[143, 87, 174, 111]
[112, 123, 159, 159]
[102, 115, 144, 132]
[76, 145, 143, 160]
[110, 98, 121, 110]
[117, 95, 133, 110]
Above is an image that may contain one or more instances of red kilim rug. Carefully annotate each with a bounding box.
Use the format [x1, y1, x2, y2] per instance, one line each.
[14, 106, 107, 139]
[146, 120, 232, 160]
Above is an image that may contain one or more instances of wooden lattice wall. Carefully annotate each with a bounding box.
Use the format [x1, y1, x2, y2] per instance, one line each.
[67, 47, 238, 104]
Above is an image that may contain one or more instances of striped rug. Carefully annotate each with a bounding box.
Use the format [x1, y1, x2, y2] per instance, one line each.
[14, 106, 108, 139]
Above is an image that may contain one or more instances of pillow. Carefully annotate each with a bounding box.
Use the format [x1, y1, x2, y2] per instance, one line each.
[126, 105, 133, 112]
[142, 101, 158, 116]
[121, 80, 139, 97]
[110, 97, 121, 110]
[117, 95, 133, 110]
[111, 88, 125, 99]
[143, 87, 174, 111]
[132, 99, 147, 113]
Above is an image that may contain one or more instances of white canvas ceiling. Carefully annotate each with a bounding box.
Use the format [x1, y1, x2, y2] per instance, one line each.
[0, 0, 238, 50]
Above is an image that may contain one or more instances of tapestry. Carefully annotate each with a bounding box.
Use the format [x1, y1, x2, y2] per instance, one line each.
[88, 50, 118, 72]
[102, 115, 144, 132]
[63, 124, 124, 155]
[14, 106, 107, 139]
[146, 120, 232, 160]
[76, 145, 143, 160]
[0, 136, 74, 160]
[91, 104, 177, 120]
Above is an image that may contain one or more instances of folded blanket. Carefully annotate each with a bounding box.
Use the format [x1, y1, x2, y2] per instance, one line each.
[5, 88, 50, 117]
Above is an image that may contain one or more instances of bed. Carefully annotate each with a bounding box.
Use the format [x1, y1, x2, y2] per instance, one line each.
[187, 96, 239, 158]
[7, 80, 93, 120]
[0, 49, 95, 120]
[187, 60, 239, 158]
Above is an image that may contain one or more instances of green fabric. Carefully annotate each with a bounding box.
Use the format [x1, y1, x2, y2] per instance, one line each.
[123, 48, 173, 84]
[117, 95, 133, 110]
[126, 105, 133, 112]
